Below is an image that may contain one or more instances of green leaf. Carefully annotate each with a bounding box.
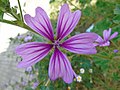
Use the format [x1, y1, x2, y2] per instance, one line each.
[92, 19, 112, 35]
[113, 15, 120, 24]
[1, 0, 9, 4]
[82, 6, 93, 17]
[49, 0, 55, 3]
[84, 82, 93, 89]
[25, 87, 33, 90]
[40, 86, 54, 90]
[0, 0, 10, 8]
[96, 0, 114, 15]
[79, 0, 91, 4]
[112, 25, 120, 32]
[0, 10, 4, 19]
[114, 4, 120, 15]
[94, 57, 109, 71]
[96, 0, 107, 8]
[40, 86, 46, 90]
[11, 6, 17, 14]
[112, 73, 120, 81]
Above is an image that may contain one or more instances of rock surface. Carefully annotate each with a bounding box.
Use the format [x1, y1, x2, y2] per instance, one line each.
[0, 42, 26, 90]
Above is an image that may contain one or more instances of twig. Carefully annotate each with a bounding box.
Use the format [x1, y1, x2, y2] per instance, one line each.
[68, 1, 80, 10]
[17, 0, 24, 22]
[45, 79, 50, 86]
[0, 19, 38, 35]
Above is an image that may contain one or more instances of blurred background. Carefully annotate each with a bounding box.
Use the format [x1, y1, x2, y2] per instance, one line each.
[0, 0, 50, 53]
[0, 0, 120, 90]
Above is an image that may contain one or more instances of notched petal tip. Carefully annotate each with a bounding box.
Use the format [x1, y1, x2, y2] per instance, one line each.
[74, 10, 81, 16]
[24, 6, 54, 41]
[24, 14, 32, 25]
[36, 7, 42, 10]
[24, 14, 31, 20]
[24, 14, 30, 18]
[35, 7, 45, 15]
[61, 3, 69, 9]
[56, 5, 82, 40]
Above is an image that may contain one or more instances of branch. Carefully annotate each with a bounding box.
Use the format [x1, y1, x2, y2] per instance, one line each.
[17, 0, 24, 22]
[0, 19, 38, 35]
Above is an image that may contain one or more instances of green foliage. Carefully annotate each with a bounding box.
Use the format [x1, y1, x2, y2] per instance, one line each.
[0, 10, 4, 19]
[114, 4, 120, 15]
[79, 0, 91, 6]
[0, 0, 10, 19]
[0, 0, 10, 11]
[92, 19, 112, 34]
[113, 15, 120, 24]
[49, 0, 56, 3]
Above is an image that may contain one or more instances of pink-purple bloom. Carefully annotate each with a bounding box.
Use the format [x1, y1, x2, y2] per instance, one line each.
[22, 81, 27, 86]
[24, 35, 32, 42]
[17, 34, 23, 39]
[25, 66, 32, 72]
[32, 81, 39, 89]
[113, 49, 119, 53]
[95, 28, 118, 47]
[16, 4, 98, 83]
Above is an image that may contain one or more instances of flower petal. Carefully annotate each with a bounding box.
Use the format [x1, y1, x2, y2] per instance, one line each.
[24, 7, 54, 41]
[61, 33, 98, 54]
[49, 48, 75, 83]
[99, 41, 110, 47]
[16, 42, 53, 68]
[109, 32, 118, 40]
[95, 35, 104, 43]
[103, 28, 111, 41]
[56, 4, 81, 41]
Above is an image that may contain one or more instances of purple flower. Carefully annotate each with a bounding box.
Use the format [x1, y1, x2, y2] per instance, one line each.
[25, 66, 32, 72]
[29, 74, 35, 81]
[95, 28, 118, 47]
[22, 81, 27, 86]
[16, 4, 98, 83]
[32, 81, 39, 89]
[17, 35, 23, 39]
[24, 35, 32, 42]
[113, 49, 119, 53]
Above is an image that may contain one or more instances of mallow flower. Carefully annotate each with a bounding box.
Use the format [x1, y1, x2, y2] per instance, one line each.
[95, 28, 118, 47]
[16, 4, 98, 83]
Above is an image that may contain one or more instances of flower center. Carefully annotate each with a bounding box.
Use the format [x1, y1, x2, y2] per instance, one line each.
[53, 40, 60, 47]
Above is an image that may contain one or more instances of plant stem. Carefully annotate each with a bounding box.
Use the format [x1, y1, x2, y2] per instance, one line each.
[0, 19, 38, 35]
[17, 0, 24, 22]
[45, 79, 50, 86]
[93, 54, 110, 60]
[68, 1, 80, 9]
[9, 12, 20, 20]
[111, 40, 119, 49]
